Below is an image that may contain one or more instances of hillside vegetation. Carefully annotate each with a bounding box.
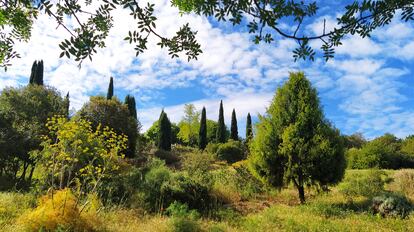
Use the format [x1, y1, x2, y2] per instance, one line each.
[1, 70, 414, 231]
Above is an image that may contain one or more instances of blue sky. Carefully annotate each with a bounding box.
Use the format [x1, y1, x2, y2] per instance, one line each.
[1, 0, 414, 139]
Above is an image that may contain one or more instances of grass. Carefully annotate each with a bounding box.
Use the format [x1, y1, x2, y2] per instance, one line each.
[0, 169, 413, 232]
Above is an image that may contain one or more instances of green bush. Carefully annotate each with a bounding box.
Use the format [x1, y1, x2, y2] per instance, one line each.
[164, 172, 215, 212]
[371, 193, 412, 218]
[166, 201, 200, 219]
[166, 201, 203, 232]
[129, 158, 217, 213]
[154, 149, 180, 164]
[206, 143, 220, 155]
[346, 134, 414, 169]
[216, 140, 245, 164]
[338, 170, 386, 200]
[181, 152, 214, 187]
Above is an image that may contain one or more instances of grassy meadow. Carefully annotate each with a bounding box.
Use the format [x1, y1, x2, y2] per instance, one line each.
[1, 161, 413, 232]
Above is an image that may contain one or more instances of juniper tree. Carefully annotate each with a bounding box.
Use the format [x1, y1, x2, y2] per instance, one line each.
[246, 113, 253, 143]
[199, 107, 207, 150]
[107, 77, 114, 100]
[230, 109, 238, 141]
[248, 72, 345, 203]
[216, 100, 226, 143]
[158, 110, 172, 151]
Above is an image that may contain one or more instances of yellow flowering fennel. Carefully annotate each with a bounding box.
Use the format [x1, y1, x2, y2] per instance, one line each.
[36, 116, 127, 196]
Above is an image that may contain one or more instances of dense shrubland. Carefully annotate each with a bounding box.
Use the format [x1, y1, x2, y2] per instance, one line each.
[0, 69, 413, 231]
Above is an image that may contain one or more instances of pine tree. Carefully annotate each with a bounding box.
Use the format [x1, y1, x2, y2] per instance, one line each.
[230, 109, 238, 140]
[158, 110, 172, 151]
[125, 94, 137, 119]
[107, 77, 114, 99]
[199, 107, 207, 150]
[64, 92, 70, 118]
[246, 113, 253, 142]
[29, 61, 37, 84]
[36, 60, 44, 85]
[216, 100, 226, 143]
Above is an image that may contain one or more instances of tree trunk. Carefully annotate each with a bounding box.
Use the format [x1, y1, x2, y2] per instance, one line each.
[298, 184, 305, 204]
[20, 161, 28, 181]
[28, 165, 35, 182]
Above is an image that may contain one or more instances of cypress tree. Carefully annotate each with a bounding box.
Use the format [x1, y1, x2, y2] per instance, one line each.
[36, 60, 44, 85]
[125, 94, 137, 119]
[158, 110, 172, 151]
[216, 100, 226, 143]
[107, 77, 114, 99]
[246, 113, 253, 142]
[230, 109, 238, 140]
[199, 107, 207, 150]
[29, 61, 37, 84]
[64, 92, 70, 118]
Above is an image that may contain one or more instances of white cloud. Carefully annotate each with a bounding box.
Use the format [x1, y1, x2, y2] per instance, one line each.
[0, 0, 414, 140]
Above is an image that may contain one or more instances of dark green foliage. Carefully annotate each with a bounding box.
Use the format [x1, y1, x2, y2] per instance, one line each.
[124, 94, 137, 120]
[198, 107, 207, 150]
[0, 85, 66, 183]
[107, 77, 114, 100]
[64, 92, 70, 118]
[215, 140, 245, 164]
[28, 60, 44, 85]
[216, 100, 226, 143]
[154, 149, 180, 165]
[36, 60, 44, 85]
[146, 120, 180, 146]
[230, 109, 238, 141]
[246, 113, 253, 143]
[158, 110, 172, 151]
[129, 158, 215, 213]
[343, 133, 366, 149]
[29, 61, 36, 84]
[76, 96, 139, 158]
[166, 201, 200, 219]
[248, 72, 345, 203]
[371, 193, 412, 219]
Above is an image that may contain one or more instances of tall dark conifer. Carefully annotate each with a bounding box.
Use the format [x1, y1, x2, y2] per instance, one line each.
[125, 94, 137, 119]
[107, 77, 114, 99]
[29, 61, 37, 84]
[199, 107, 207, 150]
[64, 92, 70, 118]
[36, 60, 44, 85]
[246, 113, 253, 142]
[158, 110, 171, 151]
[216, 100, 226, 143]
[230, 109, 238, 140]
